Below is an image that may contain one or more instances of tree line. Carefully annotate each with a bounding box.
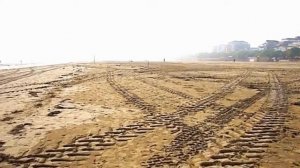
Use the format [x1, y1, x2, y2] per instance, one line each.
[198, 47, 300, 61]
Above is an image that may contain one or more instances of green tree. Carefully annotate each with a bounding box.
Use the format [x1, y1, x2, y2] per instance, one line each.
[259, 49, 283, 61]
[285, 47, 300, 59]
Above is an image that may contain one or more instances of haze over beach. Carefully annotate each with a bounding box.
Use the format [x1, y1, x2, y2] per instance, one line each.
[0, 0, 300, 64]
[1, 1, 300, 167]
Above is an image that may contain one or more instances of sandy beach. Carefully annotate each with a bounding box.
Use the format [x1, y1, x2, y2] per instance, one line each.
[0, 62, 300, 168]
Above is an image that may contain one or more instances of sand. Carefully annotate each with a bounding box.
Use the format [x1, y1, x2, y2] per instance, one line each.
[0, 62, 300, 168]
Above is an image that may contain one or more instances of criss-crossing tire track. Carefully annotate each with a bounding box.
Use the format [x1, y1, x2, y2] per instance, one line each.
[138, 78, 196, 100]
[0, 70, 249, 167]
[144, 89, 268, 167]
[107, 71, 158, 115]
[200, 73, 288, 167]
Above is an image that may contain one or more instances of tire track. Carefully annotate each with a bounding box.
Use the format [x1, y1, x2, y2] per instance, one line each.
[0, 69, 20, 78]
[138, 78, 196, 100]
[107, 71, 158, 115]
[0, 70, 105, 96]
[0, 70, 249, 167]
[200, 73, 288, 167]
[144, 89, 268, 167]
[0, 66, 62, 86]
[0, 69, 35, 85]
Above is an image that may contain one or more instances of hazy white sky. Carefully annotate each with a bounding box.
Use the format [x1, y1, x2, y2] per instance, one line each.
[0, 0, 300, 63]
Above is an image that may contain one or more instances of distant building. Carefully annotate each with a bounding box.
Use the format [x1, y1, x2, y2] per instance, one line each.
[259, 36, 300, 51]
[248, 57, 257, 62]
[213, 41, 251, 53]
[227, 41, 250, 52]
[213, 44, 227, 53]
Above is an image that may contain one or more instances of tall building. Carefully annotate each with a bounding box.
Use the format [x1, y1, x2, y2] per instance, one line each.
[213, 41, 251, 53]
[227, 41, 250, 52]
[213, 44, 227, 53]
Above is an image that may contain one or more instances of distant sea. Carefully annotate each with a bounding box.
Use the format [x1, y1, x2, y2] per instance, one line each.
[0, 63, 53, 70]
